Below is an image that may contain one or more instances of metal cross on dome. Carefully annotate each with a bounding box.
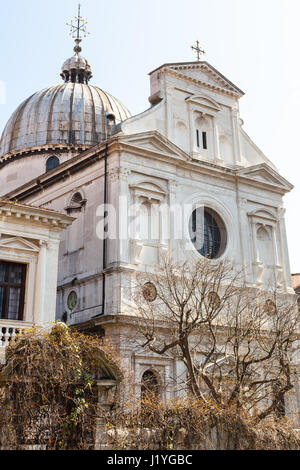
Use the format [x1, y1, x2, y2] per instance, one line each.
[191, 40, 206, 61]
[66, 4, 90, 42]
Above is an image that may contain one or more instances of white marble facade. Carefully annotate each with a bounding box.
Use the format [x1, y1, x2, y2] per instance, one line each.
[0, 59, 296, 409]
[0, 200, 73, 359]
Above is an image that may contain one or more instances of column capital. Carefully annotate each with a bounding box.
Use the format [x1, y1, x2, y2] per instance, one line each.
[169, 180, 179, 193]
[277, 207, 286, 219]
[108, 167, 131, 182]
[239, 198, 248, 210]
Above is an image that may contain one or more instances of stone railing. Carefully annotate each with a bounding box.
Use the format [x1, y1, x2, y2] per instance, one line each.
[0, 320, 33, 351]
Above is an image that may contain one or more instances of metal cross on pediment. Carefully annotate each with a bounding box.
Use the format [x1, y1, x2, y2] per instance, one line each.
[66, 4, 90, 41]
[191, 40, 206, 61]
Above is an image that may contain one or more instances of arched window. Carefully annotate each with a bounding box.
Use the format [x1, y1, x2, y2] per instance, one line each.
[175, 121, 189, 152]
[189, 207, 227, 259]
[141, 370, 160, 403]
[257, 226, 274, 266]
[195, 115, 211, 153]
[66, 192, 86, 253]
[70, 192, 84, 210]
[140, 200, 160, 243]
[46, 156, 59, 172]
[273, 381, 286, 418]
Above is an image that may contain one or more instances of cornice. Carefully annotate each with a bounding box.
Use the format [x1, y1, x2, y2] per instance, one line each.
[157, 64, 243, 99]
[165, 68, 239, 98]
[4, 145, 107, 201]
[149, 61, 244, 96]
[0, 144, 92, 169]
[0, 200, 74, 230]
[3, 132, 292, 202]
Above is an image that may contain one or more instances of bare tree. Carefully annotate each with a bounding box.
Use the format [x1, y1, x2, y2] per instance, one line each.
[0, 324, 123, 450]
[134, 255, 299, 422]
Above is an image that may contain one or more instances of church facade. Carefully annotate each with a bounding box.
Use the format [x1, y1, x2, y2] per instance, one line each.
[0, 25, 298, 418]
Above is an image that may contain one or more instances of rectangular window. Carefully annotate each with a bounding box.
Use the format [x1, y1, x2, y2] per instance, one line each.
[202, 132, 208, 150]
[0, 261, 26, 321]
[196, 130, 200, 148]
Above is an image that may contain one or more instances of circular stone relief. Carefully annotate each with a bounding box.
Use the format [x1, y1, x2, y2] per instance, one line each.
[189, 207, 227, 260]
[207, 292, 221, 309]
[143, 283, 157, 302]
[67, 291, 78, 311]
[264, 299, 276, 316]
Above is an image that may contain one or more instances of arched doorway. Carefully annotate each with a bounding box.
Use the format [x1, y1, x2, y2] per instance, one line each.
[141, 370, 160, 404]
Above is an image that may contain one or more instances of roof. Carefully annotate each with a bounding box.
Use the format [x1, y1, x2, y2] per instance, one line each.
[149, 60, 245, 97]
[0, 199, 74, 227]
[0, 84, 131, 161]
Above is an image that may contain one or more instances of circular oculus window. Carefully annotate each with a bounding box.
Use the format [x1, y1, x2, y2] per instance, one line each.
[189, 207, 227, 260]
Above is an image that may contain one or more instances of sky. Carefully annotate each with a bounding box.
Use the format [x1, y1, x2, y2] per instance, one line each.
[1, 0, 300, 272]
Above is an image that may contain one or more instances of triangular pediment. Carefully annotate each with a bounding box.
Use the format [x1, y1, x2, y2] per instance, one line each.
[248, 208, 278, 221]
[163, 62, 244, 97]
[238, 164, 293, 192]
[0, 236, 40, 252]
[119, 131, 191, 161]
[185, 94, 221, 114]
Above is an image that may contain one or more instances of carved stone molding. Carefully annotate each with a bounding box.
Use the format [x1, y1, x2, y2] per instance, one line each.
[158, 244, 169, 264]
[277, 207, 286, 219]
[108, 167, 131, 182]
[130, 239, 143, 265]
[169, 180, 179, 194]
[239, 198, 248, 210]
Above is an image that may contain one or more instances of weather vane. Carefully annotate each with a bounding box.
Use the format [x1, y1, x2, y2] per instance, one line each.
[191, 40, 205, 61]
[66, 4, 90, 53]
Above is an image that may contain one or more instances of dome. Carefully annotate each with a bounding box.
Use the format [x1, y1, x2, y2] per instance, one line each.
[0, 83, 131, 158]
[0, 36, 131, 160]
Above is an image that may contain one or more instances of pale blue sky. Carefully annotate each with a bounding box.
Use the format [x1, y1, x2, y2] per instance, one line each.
[1, 0, 300, 272]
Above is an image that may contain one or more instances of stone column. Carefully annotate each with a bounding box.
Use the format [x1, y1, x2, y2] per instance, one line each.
[213, 120, 222, 162]
[251, 220, 263, 286]
[277, 207, 293, 292]
[231, 108, 242, 165]
[34, 238, 60, 324]
[118, 168, 131, 265]
[33, 240, 47, 324]
[168, 180, 179, 257]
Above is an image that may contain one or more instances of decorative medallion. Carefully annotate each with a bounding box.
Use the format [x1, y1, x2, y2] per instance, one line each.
[264, 299, 276, 316]
[143, 282, 157, 302]
[67, 291, 78, 311]
[208, 292, 221, 309]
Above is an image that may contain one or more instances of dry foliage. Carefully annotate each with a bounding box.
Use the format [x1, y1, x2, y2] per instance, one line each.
[0, 254, 299, 450]
[134, 255, 299, 422]
[105, 392, 300, 450]
[0, 323, 122, 450]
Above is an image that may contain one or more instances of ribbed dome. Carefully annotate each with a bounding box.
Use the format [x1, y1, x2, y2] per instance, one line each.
[0, 83, 131, 158]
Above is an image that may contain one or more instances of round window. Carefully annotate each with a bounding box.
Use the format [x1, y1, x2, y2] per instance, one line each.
[189, 207, 227, 259]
